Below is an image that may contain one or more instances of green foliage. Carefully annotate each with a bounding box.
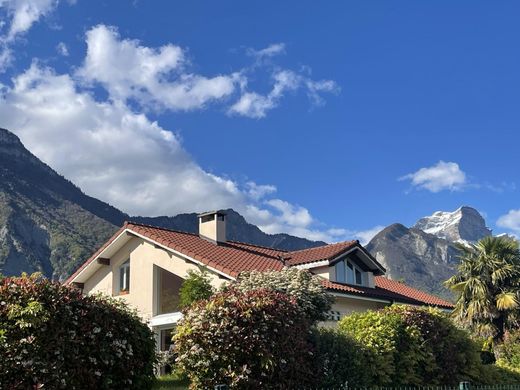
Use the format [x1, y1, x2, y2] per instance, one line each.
[311, 327, 371, 387]
[496, 330, 520, 372]
[445, 236, 520, 342]
[339, 306, 425, 385]
[153, 373, 189, 390]
[339, 305, 487, 386]
[174, 287, 317, 389]
[0, 274, 156, 389]
[233, 267, 334, 322]
[178, 268, 215, 308]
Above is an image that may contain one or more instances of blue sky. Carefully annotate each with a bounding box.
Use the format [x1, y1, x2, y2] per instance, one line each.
[1, 0, 520, 242]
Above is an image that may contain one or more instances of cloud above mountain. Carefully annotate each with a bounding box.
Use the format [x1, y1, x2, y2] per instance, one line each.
[0, 0, 61, 70]
[400, 161, 467, 193]
[0, 22, 351, 242]
[497, 209, 520, 236]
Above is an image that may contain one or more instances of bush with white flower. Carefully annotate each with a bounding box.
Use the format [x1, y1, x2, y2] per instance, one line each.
[0, 274, 156, 389]
[174, 287, 318, 389]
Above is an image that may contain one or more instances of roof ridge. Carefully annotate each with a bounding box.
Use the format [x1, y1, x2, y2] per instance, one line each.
[126, 220, 200, 237]
[126, 221, 291, 252]
[288, 240, 358, 254]
[227, 239, 289, 252]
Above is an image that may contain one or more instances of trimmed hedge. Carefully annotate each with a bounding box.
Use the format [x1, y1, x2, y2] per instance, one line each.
[0, 274, 156, 389]
[338, 305, 508, 386]
[312, 327, 371, 387]
[174, 287, 317, 389]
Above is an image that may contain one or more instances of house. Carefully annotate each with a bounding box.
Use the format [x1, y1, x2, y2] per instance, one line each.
[65, 210, 453, 352]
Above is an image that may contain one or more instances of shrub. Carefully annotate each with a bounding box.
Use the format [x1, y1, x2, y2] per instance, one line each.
[178, 268, 215, 308]
[496, 330, 520, 372]
[312, 327, 370, 387]
[0, 274, 156, 389]
[174, 287, 317, 389]
[339, 306, 426, 386]
[339, 305, 486, 386]
[391, 306, 482, 384]
[233, 267, 334, 322]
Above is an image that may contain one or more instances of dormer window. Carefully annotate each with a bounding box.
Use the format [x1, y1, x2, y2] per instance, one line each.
[119, 259, 130, 294]
[334, 259, 367, 287]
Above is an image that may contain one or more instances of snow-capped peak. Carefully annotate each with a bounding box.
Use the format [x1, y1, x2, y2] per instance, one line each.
[413, 206, 491, 243]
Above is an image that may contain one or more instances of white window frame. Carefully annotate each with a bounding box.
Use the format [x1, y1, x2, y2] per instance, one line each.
[119, 259, 130, 293]
[335, 259, 367, 287]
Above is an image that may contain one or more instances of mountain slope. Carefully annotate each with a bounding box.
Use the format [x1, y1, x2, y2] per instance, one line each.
[366, 224, 460, 298]
[367, 206, 492, 299]
[0, 128, 322, 279]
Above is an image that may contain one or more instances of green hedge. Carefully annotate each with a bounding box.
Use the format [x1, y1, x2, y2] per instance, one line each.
[312, 327, 371, 387]
[338, 305, 520, 386]
[0, 274, 156, 389]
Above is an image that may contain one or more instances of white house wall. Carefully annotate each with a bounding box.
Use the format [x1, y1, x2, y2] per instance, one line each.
[82, 237, 227, 322]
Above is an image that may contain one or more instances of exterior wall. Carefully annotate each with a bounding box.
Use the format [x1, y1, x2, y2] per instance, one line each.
[311, 265, 332, 280]
[323, 294, 389, 327]
[82, 237, 227, 322]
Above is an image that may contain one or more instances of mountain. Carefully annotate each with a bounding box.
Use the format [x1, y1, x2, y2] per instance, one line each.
[367, 206, 492, 299]
[0, 128, 322, 279]
[414, 206, 492, 243]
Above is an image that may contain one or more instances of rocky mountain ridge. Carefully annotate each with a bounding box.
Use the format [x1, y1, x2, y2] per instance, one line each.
[367, 206, 492, 299]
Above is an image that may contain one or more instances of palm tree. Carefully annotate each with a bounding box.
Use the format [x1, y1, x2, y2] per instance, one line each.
[445, 236, 520, 342]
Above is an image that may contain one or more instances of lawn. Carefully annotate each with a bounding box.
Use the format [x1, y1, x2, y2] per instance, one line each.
[152, 373, 189, 390]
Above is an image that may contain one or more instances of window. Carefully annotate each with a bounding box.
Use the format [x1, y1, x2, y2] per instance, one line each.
[346, 261, 354, 284]
[334, 259, 367, 287]
[119, 260, 130, 293]
[355, 268, 363, 285]
[335, 260, 346, 283]
[200, 214, 214, 223]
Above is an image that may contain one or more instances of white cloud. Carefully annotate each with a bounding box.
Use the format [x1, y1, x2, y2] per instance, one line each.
[56, 41, 68, 56]
[77, 25, 240, 112]
[247, 43, 286, 59]
[228, 69, 338, 118]
[352, 225, 385, 245]
[400, 161, 467, 193]
[0, 62, 351, 243]
[0, 63, 246, 216]
[246, 182, 277, 200]
[0, 26, 346, 242]
[497, 209, 520, 235]
[0, 0, 60, 69]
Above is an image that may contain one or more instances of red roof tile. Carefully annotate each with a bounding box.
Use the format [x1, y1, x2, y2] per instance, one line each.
[321, 278, 453, 309]
[122, 222, 285, 278]
[286, 241, 358, 266]
[65, 222, 453, 309]
[374, 276, 453, 308]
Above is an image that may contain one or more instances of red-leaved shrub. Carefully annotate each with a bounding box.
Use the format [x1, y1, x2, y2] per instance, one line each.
[0, 274, 156, 389]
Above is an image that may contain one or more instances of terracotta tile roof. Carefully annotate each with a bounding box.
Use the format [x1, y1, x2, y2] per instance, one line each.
[374, 276, 454, 308]
[322, 278, 453, 309]
[285, 241, 358, 266]
[126, 222, 285, 278]
[66, 221, 453, 309]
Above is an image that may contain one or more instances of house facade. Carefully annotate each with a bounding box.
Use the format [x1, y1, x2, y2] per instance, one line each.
[65, 210, 453, 352]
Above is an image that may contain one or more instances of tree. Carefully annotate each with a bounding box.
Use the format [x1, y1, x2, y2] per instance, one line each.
[0, 274, 156, 389]
[445, 236, 520, 342]
[233, 267, 334, 323]
[178, 268, 215, 308]
[174, 287, 317, 389]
